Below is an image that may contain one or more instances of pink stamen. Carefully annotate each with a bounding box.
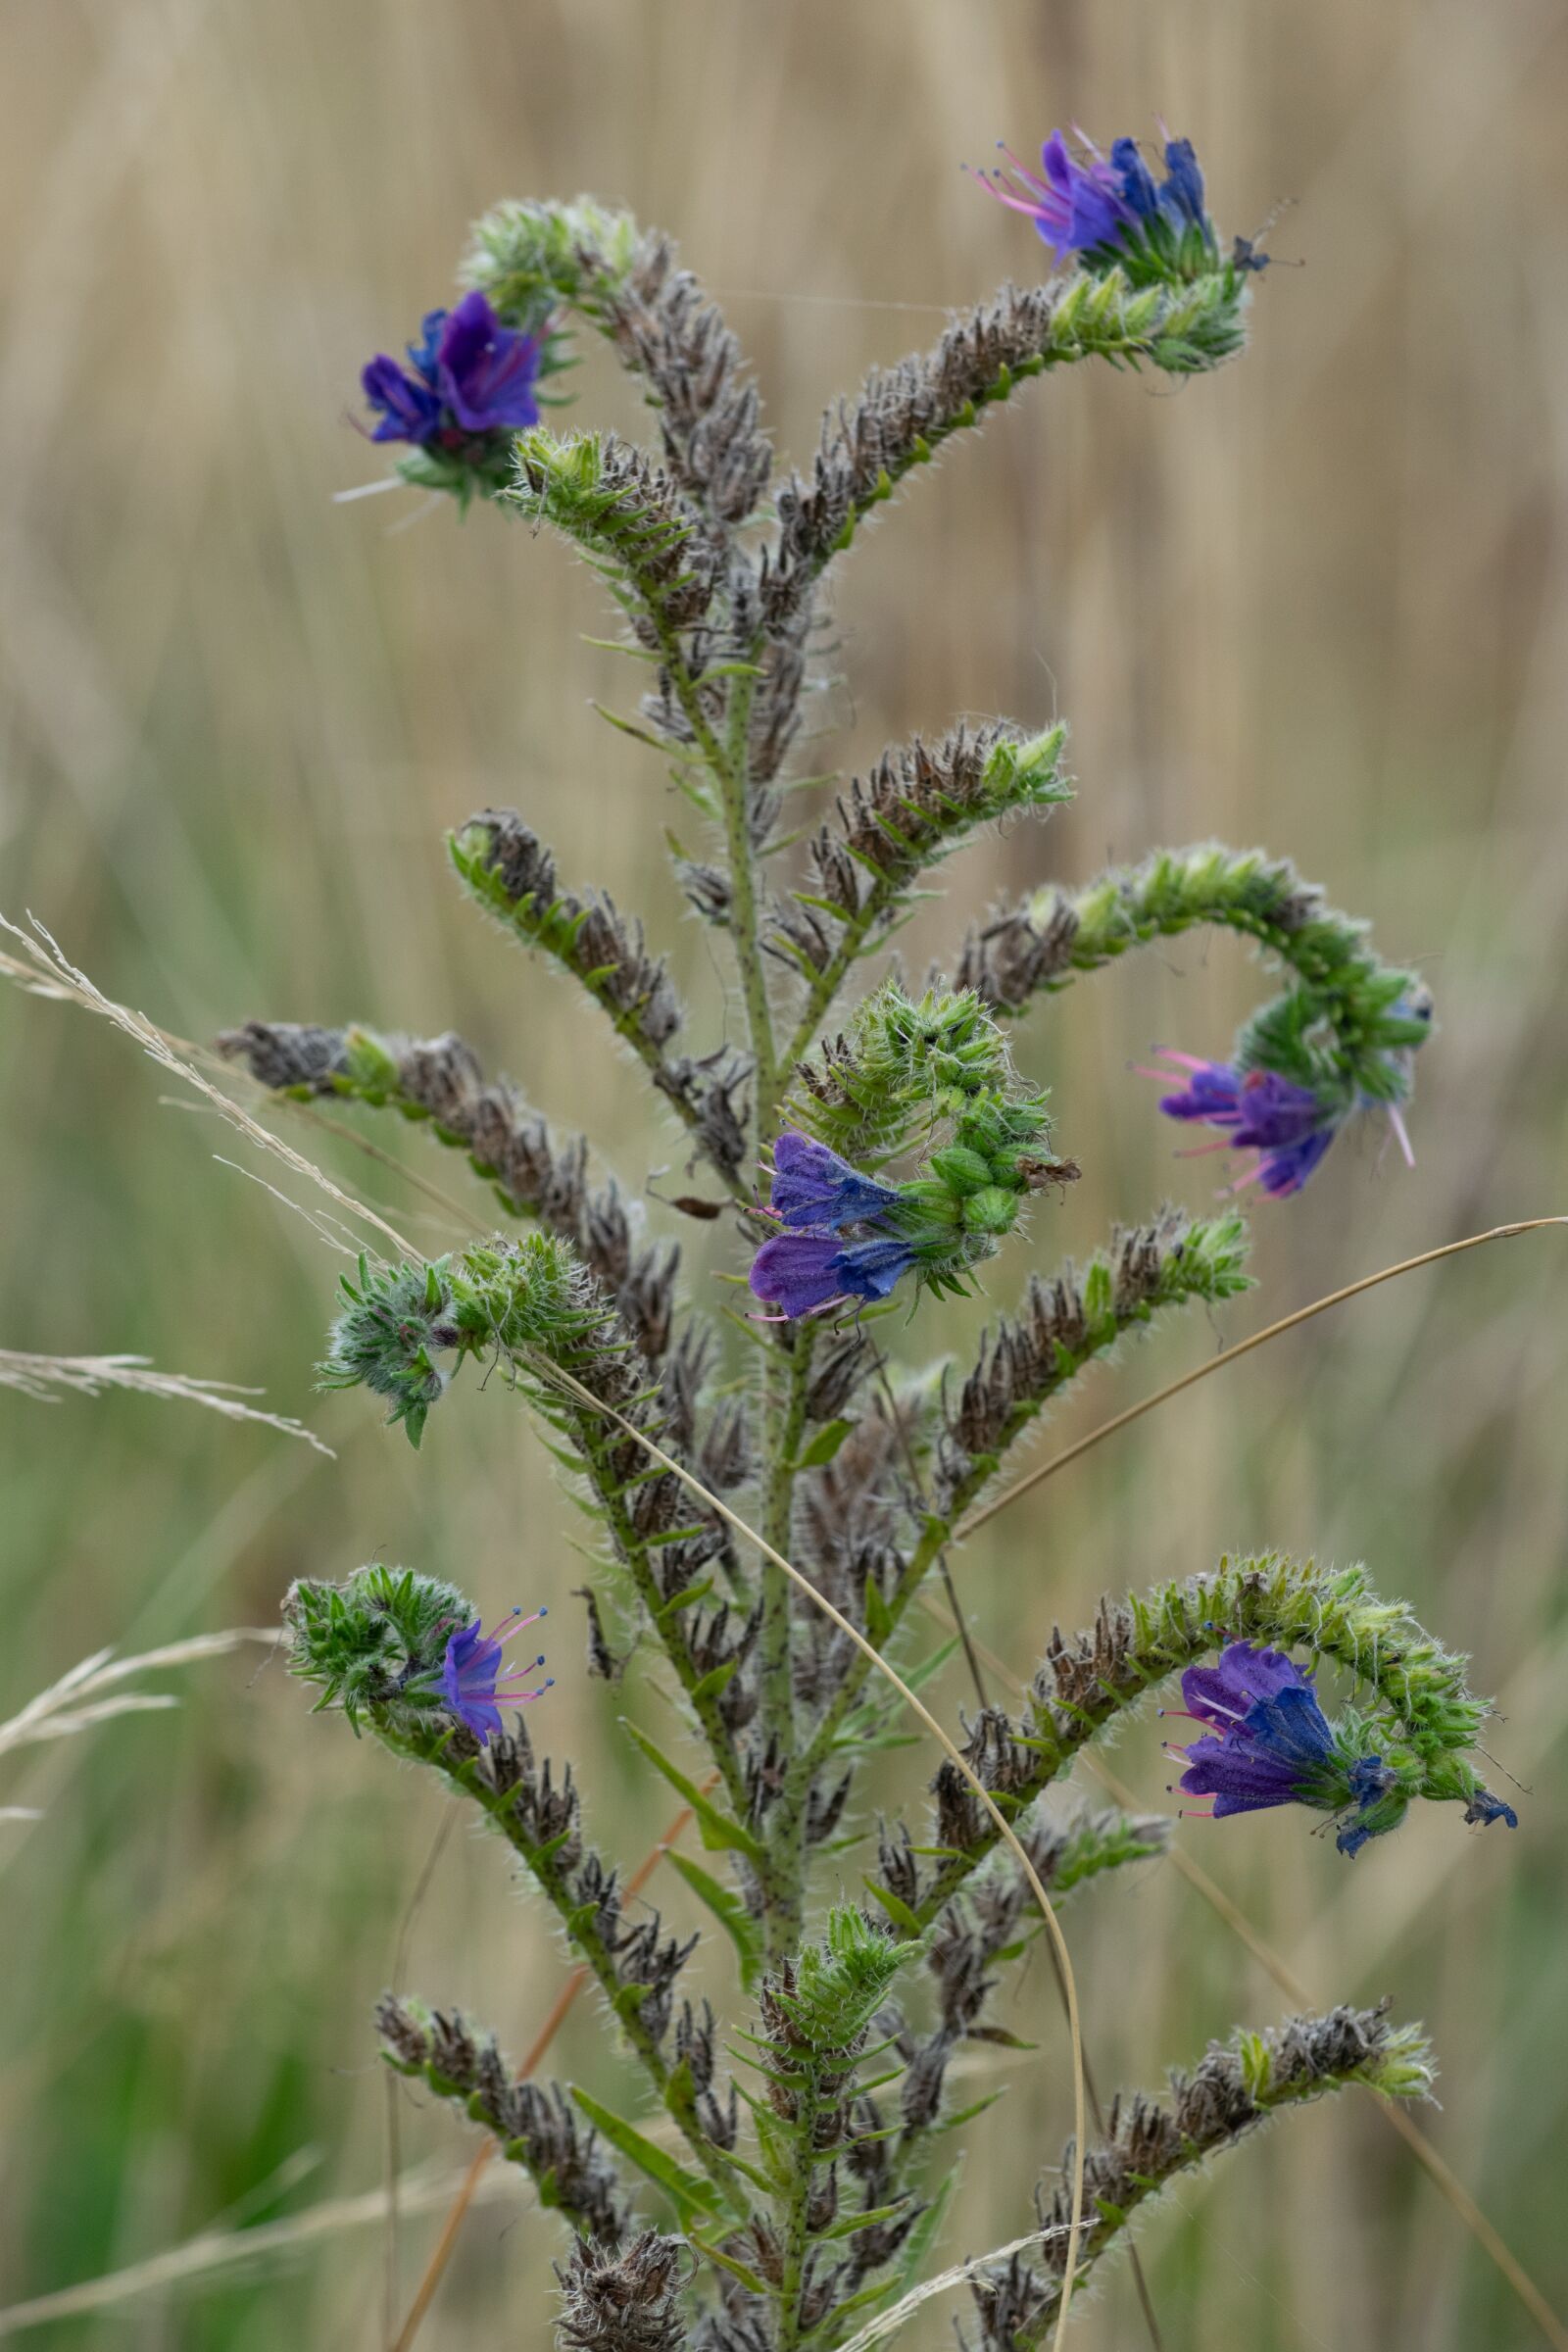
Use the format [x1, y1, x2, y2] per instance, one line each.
[1177, 1804, 1216, 1820]
[970, 172, 1051, 221]
[1150, 1048, 1209, 1072]
[1388, 1102, 1415, 1169]
[996, 140, 1050, 189]
[1174, 1140, 1237, 1159]
[1225, 1162, 1266, 1196]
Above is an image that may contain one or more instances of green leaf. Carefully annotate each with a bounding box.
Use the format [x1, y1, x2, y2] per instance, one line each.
[861, 1877, 922, 1937]
[668, 1850, 763, 1990]
[899, 1634, 960, 1694]
[689, 2235, 771, 2296]
[927, 2089, 1004, 2134]
[863, 1571, 894, 1649]
[655, 1578, 714, 1619]
[795, 1417, 855, 1469]
[621, 1721, 764, 1861]
[569, 2086, 723, 2224]
[821, 2200, 909, 2242]
[891, 2166, 959, 2288]
[691, 1658, 739, 1706]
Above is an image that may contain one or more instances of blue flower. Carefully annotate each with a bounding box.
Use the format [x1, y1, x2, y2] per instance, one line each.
[1465, 1789, 1520, 1833]
[434, 290, 547, 433]
[361, 291, 547, 452]
[1169, 1641, 1399, 1858]
[767, 1131, 904, 1232]
[438, 1605, 552, 1745]
[1142, 1051, 1339, 1197]
[749, 1131, 922, 1318]
[973, 131, 1137, 263]
[972, 130, 1229, 271]
[362, 354, 444, 447]
[748, 1228, 917, 1321]
[1141, 1044, 1426, 1199]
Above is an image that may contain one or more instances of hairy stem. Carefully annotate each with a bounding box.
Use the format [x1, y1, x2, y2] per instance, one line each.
[1001, 2007, 1434, 2351]
[711, 692, 780, 1136]
[376, 1718, 744, 2215]
[780, 879, 899, 1076]
[756, 1323, 817, 1966]
[796, 1218, 1248, 1778]
[565, 1396, 754, 1828]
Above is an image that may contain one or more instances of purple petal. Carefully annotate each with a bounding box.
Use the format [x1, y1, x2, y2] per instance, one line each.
[436, 289, 544, 433]
[1256, 1126, 1337, 1197]
[749, 1230, 848, 1318]
[1179, 1736, 1300, 1812]
[832, 1234, 916, 1301]
[768, 1130, 902, 1231]
[361, 354, 443, 445]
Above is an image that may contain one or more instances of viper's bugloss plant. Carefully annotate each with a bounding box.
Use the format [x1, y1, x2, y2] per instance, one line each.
[220, 134, 1523, 2349]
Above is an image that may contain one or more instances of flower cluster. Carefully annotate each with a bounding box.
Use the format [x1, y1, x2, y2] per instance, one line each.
[1143, 1032, 1424, 1198]
[1167, 1641, 1517, 1858]
[361, 290, 555, 494]
[318, 1235, 600, 1446]
[749, 1132, 912, 1319]
[1144, 1052, 1342, 1197]
[747, 1123, 1065, 1321]
[440, 1608, 554, 1743]
[973, 129, 1259, 285]
[284, 1563, 552, 1747]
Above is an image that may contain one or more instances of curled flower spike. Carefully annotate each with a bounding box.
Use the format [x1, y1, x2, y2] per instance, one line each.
[1142, 1050, 1417, 1198]
[439, 1605, 553, 1745]
[362, 290, 548, 451]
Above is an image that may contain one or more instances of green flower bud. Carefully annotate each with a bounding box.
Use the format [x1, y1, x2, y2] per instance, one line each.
[960, 1185, 1021, 1237]
[284, 1562, 472, 1734]
[927, 1144, 994, 1198]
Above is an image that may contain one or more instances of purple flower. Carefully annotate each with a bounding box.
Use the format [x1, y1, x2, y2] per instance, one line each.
[975, 131, 1137, 262]
[434, 290, 546, 433]
[439, 1605, 552, 1745]
[766, 1131, 903, 1232]
[360, 292, 546, 451]
[749, 1131, 920, 1318]
[1168, 1641, 1398, 1858]
[973, 130, 1219, 267]
[362, 354, 444, 446]
[1140, 1051, 1340, 1198]
[1153, 136, 1207, 226]
[748, 1228, 917, 1321]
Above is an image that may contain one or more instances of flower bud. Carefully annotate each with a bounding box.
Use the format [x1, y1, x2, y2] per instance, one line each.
[960, 1185, 1021, 1237]
[927, 1144, 994, 1198]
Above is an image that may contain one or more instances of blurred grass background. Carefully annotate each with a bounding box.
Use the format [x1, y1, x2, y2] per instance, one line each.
[2, 1, 1566, 2344]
